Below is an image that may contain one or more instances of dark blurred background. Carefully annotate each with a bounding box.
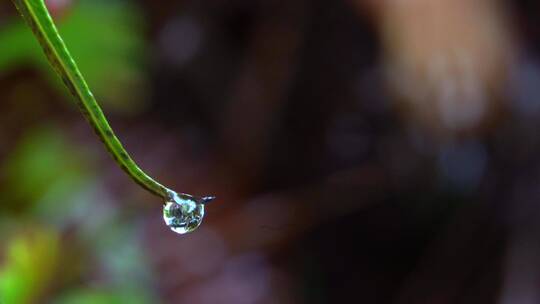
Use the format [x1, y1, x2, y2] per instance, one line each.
[1, 0, 540, 303]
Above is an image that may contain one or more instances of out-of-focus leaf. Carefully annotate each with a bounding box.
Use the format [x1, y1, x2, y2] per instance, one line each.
[0, 0, 147, 112]
[0, 228, 60, 304]
[0, 16, 37, 71]
[1, 125, 93, 215]
[54, 288, 153, 304]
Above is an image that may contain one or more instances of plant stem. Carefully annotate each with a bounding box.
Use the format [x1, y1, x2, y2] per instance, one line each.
[11, 0, 176, 199]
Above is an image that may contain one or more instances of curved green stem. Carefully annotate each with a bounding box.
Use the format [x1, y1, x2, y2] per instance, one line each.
[11, 0, 176, 199]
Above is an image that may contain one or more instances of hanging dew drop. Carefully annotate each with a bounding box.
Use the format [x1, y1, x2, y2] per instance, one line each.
[163, 200, 204, 234]
[163, 192, 214, 234]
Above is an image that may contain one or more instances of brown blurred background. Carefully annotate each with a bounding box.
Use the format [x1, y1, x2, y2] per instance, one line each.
[1, 0, 540, 303]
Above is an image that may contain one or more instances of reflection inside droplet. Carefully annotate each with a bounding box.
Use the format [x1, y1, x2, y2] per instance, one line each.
[163, 192, 206, 234]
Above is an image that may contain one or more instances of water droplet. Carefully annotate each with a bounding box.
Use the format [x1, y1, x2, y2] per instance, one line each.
[163, 192, 205, 234]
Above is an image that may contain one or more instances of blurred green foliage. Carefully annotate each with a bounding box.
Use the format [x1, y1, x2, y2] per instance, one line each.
[55, 288, 151, 304]
[2, 126, 92, 214]
[0, 1, 157, 303]
[0, 0, 147, 112]
[0, 229, 59, 304]
[0, 125, 157, 303]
